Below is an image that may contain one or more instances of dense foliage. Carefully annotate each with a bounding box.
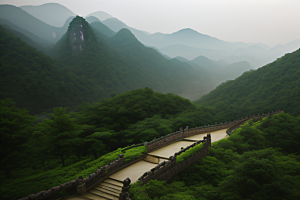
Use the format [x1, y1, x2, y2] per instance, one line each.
[73, 87, 214, 147]
[130, 112, 300, 200]
[195, 48, 300, 121]
[0, 89, 216, 199]
[0, 145, 146, 200]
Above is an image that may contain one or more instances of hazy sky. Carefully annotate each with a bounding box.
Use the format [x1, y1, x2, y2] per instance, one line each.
[1, 0, 300, 46]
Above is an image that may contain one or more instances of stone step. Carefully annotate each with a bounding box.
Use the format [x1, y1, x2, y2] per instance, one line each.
[104, 178, 123, 187]
[83, 192, 108, 200]
[94, 187, 120, 197]
[99, 182, 122, 192]
[89, 189, 119, 200]
[64, 196, 88, 200]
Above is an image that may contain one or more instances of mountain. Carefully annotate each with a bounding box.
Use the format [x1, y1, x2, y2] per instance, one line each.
[102, 17, 243, 52]
[221, 54, 262, 69]
[85, 16, 101, 24]
[175, 55, 253, 99]
[90, 21, 115, 38]
[52, 16, 213, 100]
[101, 17, 129, 32]
[148, 28, 236, 50]
[98, 16, 299, 70]
[191, 55, 222, 71]
[0, 19, 53, 51]
[102, 17, 151, 43]
[216, 61, 252, 84]
[195, 48, 300, 120]
[0, 25, 103, 114]
[190, 56, 252, 87]
[158, 44, 229, 60]
[86, 11, 113, 21]
[0, 5, 73, 43]
[147, 46, 172, 59]
[267, 39, 300, 59]
[19, 3, 76, 27]
[175, 56, 202, 68]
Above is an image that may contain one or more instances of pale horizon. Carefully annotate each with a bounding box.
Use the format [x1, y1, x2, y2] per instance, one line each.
[1, 0, 300, 47]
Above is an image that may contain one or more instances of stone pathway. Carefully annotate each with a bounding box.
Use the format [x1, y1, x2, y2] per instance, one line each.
[65, 128, 228, 200]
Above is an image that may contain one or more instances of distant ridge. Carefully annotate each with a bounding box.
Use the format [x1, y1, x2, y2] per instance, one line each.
[20, 3, 75, 27]
[0, 19, 53, 50]
[86, 11, 113, 21]
[90, 21, 116, 38]
[102, 17, 129, 32]
[0, 5, 73, 43]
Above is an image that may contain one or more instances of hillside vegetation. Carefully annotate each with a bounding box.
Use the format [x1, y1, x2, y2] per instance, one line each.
[130, 112, 300, 200]
[0, 88, 216, 199]
[195, 48, 300, 121]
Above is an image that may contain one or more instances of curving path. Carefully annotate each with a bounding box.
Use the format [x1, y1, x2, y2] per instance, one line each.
[65, 128, 228, 200]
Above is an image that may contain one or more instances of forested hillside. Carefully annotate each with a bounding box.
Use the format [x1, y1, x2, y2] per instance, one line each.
[0, 25, 103, 114]
[195, 48, 300, 121]
[130, 112, 300, 200]
[0, 88, 216, 199]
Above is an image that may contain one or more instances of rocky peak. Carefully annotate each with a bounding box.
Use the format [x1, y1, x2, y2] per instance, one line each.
[68, 16, 87, 52]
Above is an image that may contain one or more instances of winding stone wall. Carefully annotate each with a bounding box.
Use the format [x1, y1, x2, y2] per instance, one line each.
[147, 122, 236, 152]
[19, 110, 282, 200]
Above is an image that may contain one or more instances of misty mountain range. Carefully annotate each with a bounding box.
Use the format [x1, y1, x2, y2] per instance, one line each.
[0, 2, 299, 113]
[1, 2, 299, 69]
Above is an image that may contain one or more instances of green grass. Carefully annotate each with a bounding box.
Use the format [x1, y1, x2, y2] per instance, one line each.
[176, 143, 204, 163]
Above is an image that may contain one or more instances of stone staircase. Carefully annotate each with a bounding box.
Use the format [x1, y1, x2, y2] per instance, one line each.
[82, 178, 122, 200]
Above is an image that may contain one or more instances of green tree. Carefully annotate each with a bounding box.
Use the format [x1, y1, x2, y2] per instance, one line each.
[0, 98, 37, 178]
[40, 107, 90, 166]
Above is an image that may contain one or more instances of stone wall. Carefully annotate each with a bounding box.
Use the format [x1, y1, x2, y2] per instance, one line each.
[18, 155, 126, 200]
[137, 110, 282, 185]
[19, 110, 281, 199]
[138, 134, 211, 185]
[147, 121, 237, 152]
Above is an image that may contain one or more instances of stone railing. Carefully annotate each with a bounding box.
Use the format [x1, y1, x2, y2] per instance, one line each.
[138, 134, 211, 185]
[18, 154, 127, 200]
[146, 121, 237, 152]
